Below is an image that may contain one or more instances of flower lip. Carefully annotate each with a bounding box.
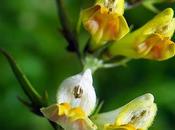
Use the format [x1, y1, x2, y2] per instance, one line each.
[41, 103, 97, 130]
[141, 33, 175, 60]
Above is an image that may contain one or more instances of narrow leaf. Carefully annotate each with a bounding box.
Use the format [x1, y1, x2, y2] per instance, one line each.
[0, 48, 42, 106]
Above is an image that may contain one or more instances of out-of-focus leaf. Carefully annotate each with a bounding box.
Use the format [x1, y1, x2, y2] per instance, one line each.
[56, 0, 80, 55]
[17, 96, 32, 108]
[0, 48, 46, 110]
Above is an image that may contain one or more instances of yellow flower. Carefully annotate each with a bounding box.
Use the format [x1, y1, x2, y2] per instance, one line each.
[91, 93, 157, 130]
[81, 0, 129, 50]
[109, 8, 175, 61]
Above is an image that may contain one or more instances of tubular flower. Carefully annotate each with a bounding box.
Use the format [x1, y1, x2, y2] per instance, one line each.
[56, 69, 96, 116]
[109, 8, 175, 61]
[41, 71, 157, 130]
[81, 0, 129, 50]
[91, 93, 157, 130]
[41, 69, 97, 130]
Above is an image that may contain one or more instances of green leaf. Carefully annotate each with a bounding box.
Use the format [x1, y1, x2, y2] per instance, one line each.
[0, 48, 44, 107]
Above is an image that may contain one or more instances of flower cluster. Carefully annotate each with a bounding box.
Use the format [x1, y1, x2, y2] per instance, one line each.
[1, 0, 174, 130]
[41, 69, 157, 130]
[81, 0, 175, 62]
[40, 1, 175, 129]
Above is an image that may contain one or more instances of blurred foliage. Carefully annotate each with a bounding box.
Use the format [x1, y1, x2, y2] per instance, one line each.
[0, 0, 175, 130]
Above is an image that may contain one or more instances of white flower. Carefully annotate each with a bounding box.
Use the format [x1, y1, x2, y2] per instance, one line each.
[56, 69, 96, 116]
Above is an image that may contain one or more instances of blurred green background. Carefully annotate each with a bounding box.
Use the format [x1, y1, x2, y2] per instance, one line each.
[0, 0, 175, 130]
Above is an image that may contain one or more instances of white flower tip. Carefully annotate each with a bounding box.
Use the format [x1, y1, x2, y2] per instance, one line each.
[142, 93, 154, 103]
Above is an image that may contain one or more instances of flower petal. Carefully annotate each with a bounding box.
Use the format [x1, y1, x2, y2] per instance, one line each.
[41, 103, 97, 130]
[96, 0, 125, 15]
[143, 33, 175, 60]
[57, 69, 96, 116]
[141, 8, 174, 37]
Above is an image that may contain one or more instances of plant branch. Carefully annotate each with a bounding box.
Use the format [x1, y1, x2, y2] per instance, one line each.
[0, 48, 60, 130]
[102, 58, 131, 68]
[0, 48, 42, 107]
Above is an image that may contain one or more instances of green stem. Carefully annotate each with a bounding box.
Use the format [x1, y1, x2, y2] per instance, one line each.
[84, 55, 131, 73]
[55, 0, 83, 66]
[0, 48, 42, 107]
[0, 48, 61, 130]
[102, 58, 131, 68]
